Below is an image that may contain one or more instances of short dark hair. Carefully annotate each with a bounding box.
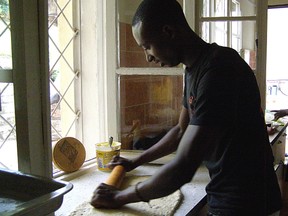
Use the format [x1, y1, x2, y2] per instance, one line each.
[132, 0, 189, 30]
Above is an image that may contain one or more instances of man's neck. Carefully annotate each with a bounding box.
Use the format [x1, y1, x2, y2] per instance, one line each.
[182, 37, 208, 68]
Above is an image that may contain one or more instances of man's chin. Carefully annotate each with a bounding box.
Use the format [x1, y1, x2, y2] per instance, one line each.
[160, 61, 179, 67]
[160, 62, 173, 67]
[167, 63, 180, 67]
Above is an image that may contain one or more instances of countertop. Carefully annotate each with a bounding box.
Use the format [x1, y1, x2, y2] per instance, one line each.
[55, 152, 210, 216]
[55, 125, 288, 216]
[269, 122, 288, 146]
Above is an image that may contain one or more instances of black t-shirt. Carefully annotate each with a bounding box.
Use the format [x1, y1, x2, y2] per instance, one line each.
[183, 43, 282, 215]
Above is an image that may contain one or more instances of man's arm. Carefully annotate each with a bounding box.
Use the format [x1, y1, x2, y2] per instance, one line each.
[91, 107, 189, 208]
[91, 124, 227, 208]
[110, 107, 190, 170]
[270, 109, 288, 120]
[118, 124, 226, 203]
[132, 106, 190, 166]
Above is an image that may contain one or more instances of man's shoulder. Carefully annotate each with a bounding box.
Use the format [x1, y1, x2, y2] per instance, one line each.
[209, 43, 239, 60]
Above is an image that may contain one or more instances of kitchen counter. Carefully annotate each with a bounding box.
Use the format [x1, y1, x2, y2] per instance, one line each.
[55, 151, 210, 216]
[269, 122, 288, 146]
[55, 125, 288, 216]
[268, 122, 288, 167]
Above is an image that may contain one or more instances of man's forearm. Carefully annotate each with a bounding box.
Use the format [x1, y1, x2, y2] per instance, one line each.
[117, 154, 195, 205]
[132, 125, 183, 168]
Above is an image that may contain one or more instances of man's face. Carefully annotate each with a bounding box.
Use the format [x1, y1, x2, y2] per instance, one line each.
[132, 22, 180, 67]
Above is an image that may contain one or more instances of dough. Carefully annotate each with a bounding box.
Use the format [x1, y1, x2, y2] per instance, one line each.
[69, 176, 183, 216]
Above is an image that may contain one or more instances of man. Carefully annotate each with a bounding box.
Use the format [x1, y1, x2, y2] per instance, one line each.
[91, 0, 282, 215]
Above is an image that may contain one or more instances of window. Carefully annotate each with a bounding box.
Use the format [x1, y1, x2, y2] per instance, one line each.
[49, 0, 112, 172]
[197, 0, 257, 70]
[1, 0, 268, 176]
[2, 0, 115, 175]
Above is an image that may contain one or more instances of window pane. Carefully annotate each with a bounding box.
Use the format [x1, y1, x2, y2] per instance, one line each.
[231, 20, 242, 51]
[201, 21, 228, 46]
[0, 0, 12, 69]
[215, 21, 228, 46]
[238, 20, 256, 70]
[214, 0, 228, 17]
[118, 0, 183, 68]
[202, 0, 256, 17]
[119, 75, 183, 150]
[0, 83, 17, 170]
[233, 0, 256, 17]
[0, 0, 17, 171]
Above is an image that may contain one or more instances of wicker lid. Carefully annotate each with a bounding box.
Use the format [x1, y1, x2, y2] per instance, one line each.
[53, 137, 86, 172]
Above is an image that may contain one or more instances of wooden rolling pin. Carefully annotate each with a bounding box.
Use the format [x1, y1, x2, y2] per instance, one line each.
[104, 165, 126, 189]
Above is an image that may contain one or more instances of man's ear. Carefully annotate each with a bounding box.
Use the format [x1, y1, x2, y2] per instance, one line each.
[162, 25, 176, 39]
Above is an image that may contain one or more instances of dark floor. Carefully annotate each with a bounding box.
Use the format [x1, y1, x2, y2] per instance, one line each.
[279, 173, 288, 215]
[278, 163, 288, 216]
[280, 194, 288, 215]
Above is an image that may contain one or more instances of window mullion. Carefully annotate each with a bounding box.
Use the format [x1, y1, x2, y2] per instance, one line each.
[200, 16, 256, 22]
[10, 0, 52, 177]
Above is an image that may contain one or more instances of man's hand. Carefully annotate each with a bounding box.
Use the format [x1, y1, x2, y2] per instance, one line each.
[271, 109, 288, 120]
[90, 183, 123, 209]
[108, 156, 135, 172]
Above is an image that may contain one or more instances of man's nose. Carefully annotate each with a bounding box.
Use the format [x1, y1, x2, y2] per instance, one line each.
[144, 51, 153, 62]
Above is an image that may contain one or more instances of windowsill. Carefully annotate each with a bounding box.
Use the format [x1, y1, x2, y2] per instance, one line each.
[54, 158, 98, 181]
[53, 150, 176, 181]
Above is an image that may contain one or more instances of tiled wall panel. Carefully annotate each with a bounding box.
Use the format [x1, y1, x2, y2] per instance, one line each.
[119, 75, 183, 149]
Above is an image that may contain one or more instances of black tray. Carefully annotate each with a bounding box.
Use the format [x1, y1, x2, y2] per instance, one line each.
[0, 168, 73, 216]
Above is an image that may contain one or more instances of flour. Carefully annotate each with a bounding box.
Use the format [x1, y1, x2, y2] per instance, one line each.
[69, 176, 183, 216]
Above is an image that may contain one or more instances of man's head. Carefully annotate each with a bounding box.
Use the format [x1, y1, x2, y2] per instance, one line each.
[132, 0, 189, 33]
[132, 0, 190, 67]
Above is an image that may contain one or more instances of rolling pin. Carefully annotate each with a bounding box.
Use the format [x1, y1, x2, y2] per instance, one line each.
[104, 165, 126, 189]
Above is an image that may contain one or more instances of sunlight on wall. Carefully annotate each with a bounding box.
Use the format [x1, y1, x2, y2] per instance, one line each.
[266, 8, 288, 80]
[266, 7, 288, 111]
